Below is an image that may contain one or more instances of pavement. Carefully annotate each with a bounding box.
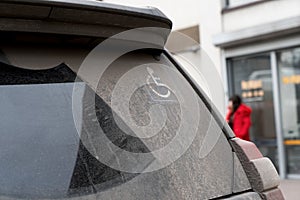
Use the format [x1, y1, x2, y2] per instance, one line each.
[279, 179, 300, 200]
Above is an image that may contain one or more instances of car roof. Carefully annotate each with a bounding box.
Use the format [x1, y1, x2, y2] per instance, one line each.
[0, 0, 172, 38]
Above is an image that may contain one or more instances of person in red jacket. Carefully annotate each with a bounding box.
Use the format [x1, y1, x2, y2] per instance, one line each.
[226, 95, 252, 141]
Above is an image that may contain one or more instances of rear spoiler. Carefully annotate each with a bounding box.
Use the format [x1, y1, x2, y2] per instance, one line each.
[0, 0, 172, 41]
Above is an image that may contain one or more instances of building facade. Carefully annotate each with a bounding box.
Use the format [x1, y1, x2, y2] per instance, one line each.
[213, 0, 300, 179]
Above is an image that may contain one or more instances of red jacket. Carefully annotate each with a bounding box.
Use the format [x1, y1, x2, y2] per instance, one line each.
[226, 104, 252, 141]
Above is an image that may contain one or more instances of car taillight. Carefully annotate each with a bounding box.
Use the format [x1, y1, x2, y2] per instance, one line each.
[230, 138, 284, 199]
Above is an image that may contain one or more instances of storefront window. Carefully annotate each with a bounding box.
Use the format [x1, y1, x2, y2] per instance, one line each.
[228, 54, 279, 170]
[277, 47, 300, 174]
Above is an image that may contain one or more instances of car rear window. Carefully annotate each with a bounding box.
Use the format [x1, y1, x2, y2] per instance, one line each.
[0, 49, 234, 200]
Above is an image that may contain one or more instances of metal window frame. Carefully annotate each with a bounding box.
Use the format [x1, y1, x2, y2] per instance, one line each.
[271, 51, 286, 179]
[221, 0, 271, 13]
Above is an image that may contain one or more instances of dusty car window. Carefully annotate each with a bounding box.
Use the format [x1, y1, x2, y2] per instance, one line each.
[0, 61, 139, 199]
[0, 50, 233, 200]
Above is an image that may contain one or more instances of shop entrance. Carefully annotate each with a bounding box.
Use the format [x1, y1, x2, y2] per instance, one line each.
[228, 47, 300, 178]
[228, 53, 279, 170]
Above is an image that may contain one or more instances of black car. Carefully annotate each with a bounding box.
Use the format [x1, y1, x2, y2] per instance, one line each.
[0, 0, 284, 199]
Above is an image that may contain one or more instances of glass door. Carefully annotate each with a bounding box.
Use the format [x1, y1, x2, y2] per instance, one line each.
[228, 53, 279, 170]
[277, 47, 300, 175]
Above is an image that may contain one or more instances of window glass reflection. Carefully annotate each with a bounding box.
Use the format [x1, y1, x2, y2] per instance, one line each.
[0, 62, 135, 199]
[229, 54, 279, 169]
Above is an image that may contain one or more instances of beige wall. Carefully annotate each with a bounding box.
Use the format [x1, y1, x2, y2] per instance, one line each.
[222, 0, 300, 32]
